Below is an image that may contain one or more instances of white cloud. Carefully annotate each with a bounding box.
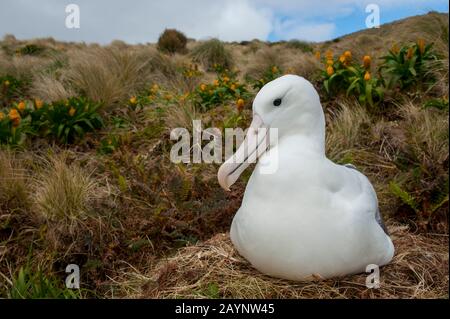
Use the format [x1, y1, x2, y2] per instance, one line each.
[0, 0, 447, 43]
[273, 19, 336, 42]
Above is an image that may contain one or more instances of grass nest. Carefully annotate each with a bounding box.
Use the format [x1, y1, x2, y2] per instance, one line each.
[111, 222, 448, 298]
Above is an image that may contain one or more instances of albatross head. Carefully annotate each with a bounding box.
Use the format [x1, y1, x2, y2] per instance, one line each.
[218, 74, 325, 190]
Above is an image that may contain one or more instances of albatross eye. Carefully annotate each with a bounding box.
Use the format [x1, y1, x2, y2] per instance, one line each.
[273, 98, 282, 106]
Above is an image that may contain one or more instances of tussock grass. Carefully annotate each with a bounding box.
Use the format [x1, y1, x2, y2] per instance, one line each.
[0, 150, 30, 210]
[244, 47, 287, 79]
[33, 153, 98, 222]
[64, 47, 149, 108]
[143, 51, 199, 93]
[191, 39, 234, 71]
[325, 101, 372, 162]
[398, 101, 449, 167]
[30, 73, 75, 102]
[164, 101, 199, 130]
[109, 225, 448, 299]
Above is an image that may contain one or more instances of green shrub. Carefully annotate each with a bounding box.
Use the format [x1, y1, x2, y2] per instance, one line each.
[0, 105, 32, 146]
[191, 39, 233, 71]
[248, 65, 283, 90]
[0, 75, 25, 107]
[157, 29, 188, 54]
[321, 51, 383, 107]
[379, 40, 438, 89]
[195, 65, 249, 110]
[42, 97, 103, 144]
[286, 40, 313, 53]
[7, 266, 81, 299]
[16, 44, 45, 56]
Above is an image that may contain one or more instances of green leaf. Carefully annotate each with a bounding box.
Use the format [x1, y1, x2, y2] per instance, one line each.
[389, 181, 419, 212]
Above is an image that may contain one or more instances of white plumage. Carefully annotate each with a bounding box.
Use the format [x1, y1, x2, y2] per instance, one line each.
[218, 75, 394, 280]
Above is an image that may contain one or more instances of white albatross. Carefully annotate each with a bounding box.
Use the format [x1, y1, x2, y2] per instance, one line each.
[217, 75, 394, 280]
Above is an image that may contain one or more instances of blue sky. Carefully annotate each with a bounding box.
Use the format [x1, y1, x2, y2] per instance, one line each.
[322, 1, 449, 41]
[0, 0, 448, 44]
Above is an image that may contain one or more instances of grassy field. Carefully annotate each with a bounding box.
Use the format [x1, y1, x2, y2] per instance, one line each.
[0, 12, 448, 298]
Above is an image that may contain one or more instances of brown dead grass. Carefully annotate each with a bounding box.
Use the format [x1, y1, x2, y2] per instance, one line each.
[109, 223, 448, 299]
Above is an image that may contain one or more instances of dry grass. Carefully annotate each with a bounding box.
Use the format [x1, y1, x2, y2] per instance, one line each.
[33, 153, 98, 222]
[325, 101, 372, 162]
[244, 47, 287, 79]
[109, 224, 448, 299]
[398, 101, 449, 167]
[191, 39, 234, 71]
[0, 150, 30, 210]
[63, 47, 149, 108]
[30, 72, 75, 102]
[164, 101, 199, 131]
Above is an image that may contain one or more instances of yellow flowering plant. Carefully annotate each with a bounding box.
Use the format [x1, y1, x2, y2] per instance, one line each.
[0, 75, 24, 107]
[248, 65, 283, 90]
[0, 107, 31, 145]
[379, 40, 438, 89]
[195, 66, 249, 110]
[43, 97, 103, 144]
[322, 51, 383, 107]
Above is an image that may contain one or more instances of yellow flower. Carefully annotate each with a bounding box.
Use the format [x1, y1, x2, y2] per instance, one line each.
[35, 99, 43, 110]
[344, 50, 352, 60]
[3, 80, 9, 87]
[236, 98, 245, 112]
[339, 55, 346, 63]
[223, 76, 230, 83]
[272, 66, 278, 73]
[326, 59, 334, 66]
[325, 50, 333, 60]
[179, 93, 189, 101]
[9, 108, 20, 120]
[314, 51, 321, 60]
[200, 84, 207, 91]
[213, 79, 219, 86]
[9, 109, 21, 127]
[417, 38, 425, 55]
[152, 84, 159, 91]
[326, 66, 334, 76]
[363, 55, 371, 69]
[129, 96, 137, 105]
[364, 71, 371, 81]
[0, 112, 4, 120]
[69, 107, 76, 116]
[17, 101, 26, 112]
[406, 47, 414, 60]
[230, 84, 236, 91]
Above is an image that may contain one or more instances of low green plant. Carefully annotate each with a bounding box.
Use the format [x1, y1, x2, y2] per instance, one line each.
[42, 97, 103, 144]
[249, 65, 283, 90]
[195, 65, 249, 110]
[0, 107, 32, 146]
[286, 40, 313, 53]
[379, 40, 438, 89]
[16, 44, 45, 56]
[0, 75, 25, 107]
[98, 135, 120, 154]
[423, 97, 449, 111]
[8, 266, 81, 299]
[322, 51, 383, 107]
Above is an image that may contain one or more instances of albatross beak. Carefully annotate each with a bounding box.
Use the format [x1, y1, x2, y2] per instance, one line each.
[218, 113, 269, 191]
